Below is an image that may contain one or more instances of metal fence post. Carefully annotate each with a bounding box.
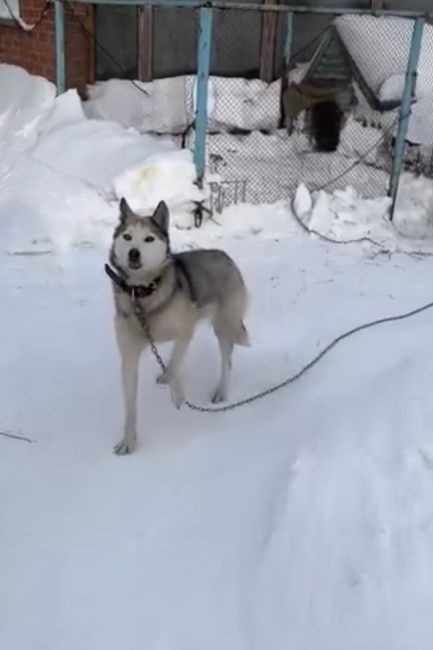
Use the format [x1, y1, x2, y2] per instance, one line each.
[54, 0, 66, 95]
[194, 6, 213, 184]
[388, 17, 424, 220]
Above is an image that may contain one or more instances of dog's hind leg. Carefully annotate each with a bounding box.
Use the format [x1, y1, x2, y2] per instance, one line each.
[212, 332, 233, 404]
[114, 317, 146, 455]
[211, 289, 248, 402]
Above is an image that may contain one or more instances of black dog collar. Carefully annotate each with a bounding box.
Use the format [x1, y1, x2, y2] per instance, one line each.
[104, 264, 161, 298]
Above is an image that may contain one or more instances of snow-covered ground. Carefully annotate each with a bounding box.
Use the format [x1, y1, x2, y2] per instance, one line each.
[206, 119, 391, 206]
[3, 65, 433, 650]
[83, 68, 425, 207]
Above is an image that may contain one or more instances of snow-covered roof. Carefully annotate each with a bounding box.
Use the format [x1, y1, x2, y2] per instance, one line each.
[335, 15, 433, 99]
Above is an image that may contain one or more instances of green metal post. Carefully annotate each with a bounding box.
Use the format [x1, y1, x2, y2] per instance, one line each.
[194, 6, 213, 184]
[55, 0, 66, 95]
[389, 17, 424, 220]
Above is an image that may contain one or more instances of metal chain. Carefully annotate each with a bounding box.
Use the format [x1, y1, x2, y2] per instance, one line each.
[132, 293, 433, 414]
[291, 203, 384, 248]
[132, 295, 168, 375]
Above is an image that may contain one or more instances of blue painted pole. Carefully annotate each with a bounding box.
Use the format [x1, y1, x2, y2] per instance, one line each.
[283, 11, 293, 68]
[389, 17, 424, 220]
[54, 0, 65, 95]
[194, 6, 213, 184]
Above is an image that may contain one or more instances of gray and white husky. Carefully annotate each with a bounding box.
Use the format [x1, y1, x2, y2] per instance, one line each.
[106, 198, 250, 454]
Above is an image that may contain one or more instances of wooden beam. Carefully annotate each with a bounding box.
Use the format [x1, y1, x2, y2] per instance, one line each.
[259, 0, 279, 82]
[138, 6, 153, 81]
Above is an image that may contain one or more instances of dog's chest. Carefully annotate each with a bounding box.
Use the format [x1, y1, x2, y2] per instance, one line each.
[115, 291, 134, 319]
[114, 289, 197, 342]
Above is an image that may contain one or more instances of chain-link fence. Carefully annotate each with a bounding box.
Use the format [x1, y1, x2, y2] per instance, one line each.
[67, 3, 433, 212]
[204, 9, 433, 210]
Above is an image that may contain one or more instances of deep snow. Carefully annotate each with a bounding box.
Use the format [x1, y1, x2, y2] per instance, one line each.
[2, 65, 433, 650]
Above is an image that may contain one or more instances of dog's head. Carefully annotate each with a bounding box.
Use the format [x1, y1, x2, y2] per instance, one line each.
[110, 198, 170, 278]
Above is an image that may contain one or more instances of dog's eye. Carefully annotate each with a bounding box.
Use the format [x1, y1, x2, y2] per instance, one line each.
[144, 236, 155, 243]
[123, 233, 132, 241]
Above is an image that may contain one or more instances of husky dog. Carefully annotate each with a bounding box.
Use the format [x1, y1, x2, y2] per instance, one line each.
[106, 198, 250, 455]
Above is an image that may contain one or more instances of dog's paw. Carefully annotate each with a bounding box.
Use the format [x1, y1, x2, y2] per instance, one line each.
[156, 371, 169, 385]
[113, 436, 136, 455]
[211, 388, 227, 404]
[170, 382, 185, 409]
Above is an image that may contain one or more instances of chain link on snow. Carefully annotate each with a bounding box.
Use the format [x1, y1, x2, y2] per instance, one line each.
[132, 291, 433, 414]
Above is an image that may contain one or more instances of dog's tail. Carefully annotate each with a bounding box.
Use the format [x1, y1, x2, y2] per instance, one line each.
[234, 321, 251, 347]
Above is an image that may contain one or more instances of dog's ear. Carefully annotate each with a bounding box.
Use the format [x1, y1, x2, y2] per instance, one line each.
[119, 197, 134, 222]
[152, 201, 169, 237]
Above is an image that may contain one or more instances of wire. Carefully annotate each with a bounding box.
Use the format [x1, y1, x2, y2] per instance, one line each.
[311, 110, 408, 193]
[291, 199, 383, 248]
[2, 0, 50, 32]
[135, 278, 433, 414]
[283, 23, 332, 75]
[63, 0, 149, 99]
[315, 122, 395, 192]
[0, 430, 36, 443]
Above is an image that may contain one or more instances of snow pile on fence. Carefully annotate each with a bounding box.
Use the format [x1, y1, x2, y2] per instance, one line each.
[84, 75, 281, 134]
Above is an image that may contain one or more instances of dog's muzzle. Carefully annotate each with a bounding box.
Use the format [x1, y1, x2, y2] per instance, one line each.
[128, 248, 141, 268]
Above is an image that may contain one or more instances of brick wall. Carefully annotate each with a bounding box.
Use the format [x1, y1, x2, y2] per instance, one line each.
[0, 0, 94, 94]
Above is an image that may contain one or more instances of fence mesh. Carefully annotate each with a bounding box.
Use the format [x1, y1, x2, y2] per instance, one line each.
[74, 6, 433, 211]
[82, 6, 198, 141]
[204, 11, 423, 210]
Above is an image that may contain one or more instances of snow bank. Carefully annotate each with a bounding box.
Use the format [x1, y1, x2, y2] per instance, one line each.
[113, 149, 209, 229]
[0, 65, 210, 254]
[84, 77, 190, 134]
[204, 77, 281, 132]
[0, 64, 55, 137]
[32, 95, 175, 191]
[84, 75, 281, 134]
[293, 176, 433, 253]
[0, 64, 55, 175]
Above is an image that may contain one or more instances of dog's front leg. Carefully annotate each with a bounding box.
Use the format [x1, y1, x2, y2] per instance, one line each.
[114, 317, 146, 455]
[166, 336, 192, 409]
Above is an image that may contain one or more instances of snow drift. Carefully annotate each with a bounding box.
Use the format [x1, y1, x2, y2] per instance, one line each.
[0, 65, 208, 254]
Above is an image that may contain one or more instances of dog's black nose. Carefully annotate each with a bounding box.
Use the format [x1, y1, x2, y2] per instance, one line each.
[128, 248, 140, 262]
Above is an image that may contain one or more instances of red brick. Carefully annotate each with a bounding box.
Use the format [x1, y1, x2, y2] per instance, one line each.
[0, 0, 90, 90]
